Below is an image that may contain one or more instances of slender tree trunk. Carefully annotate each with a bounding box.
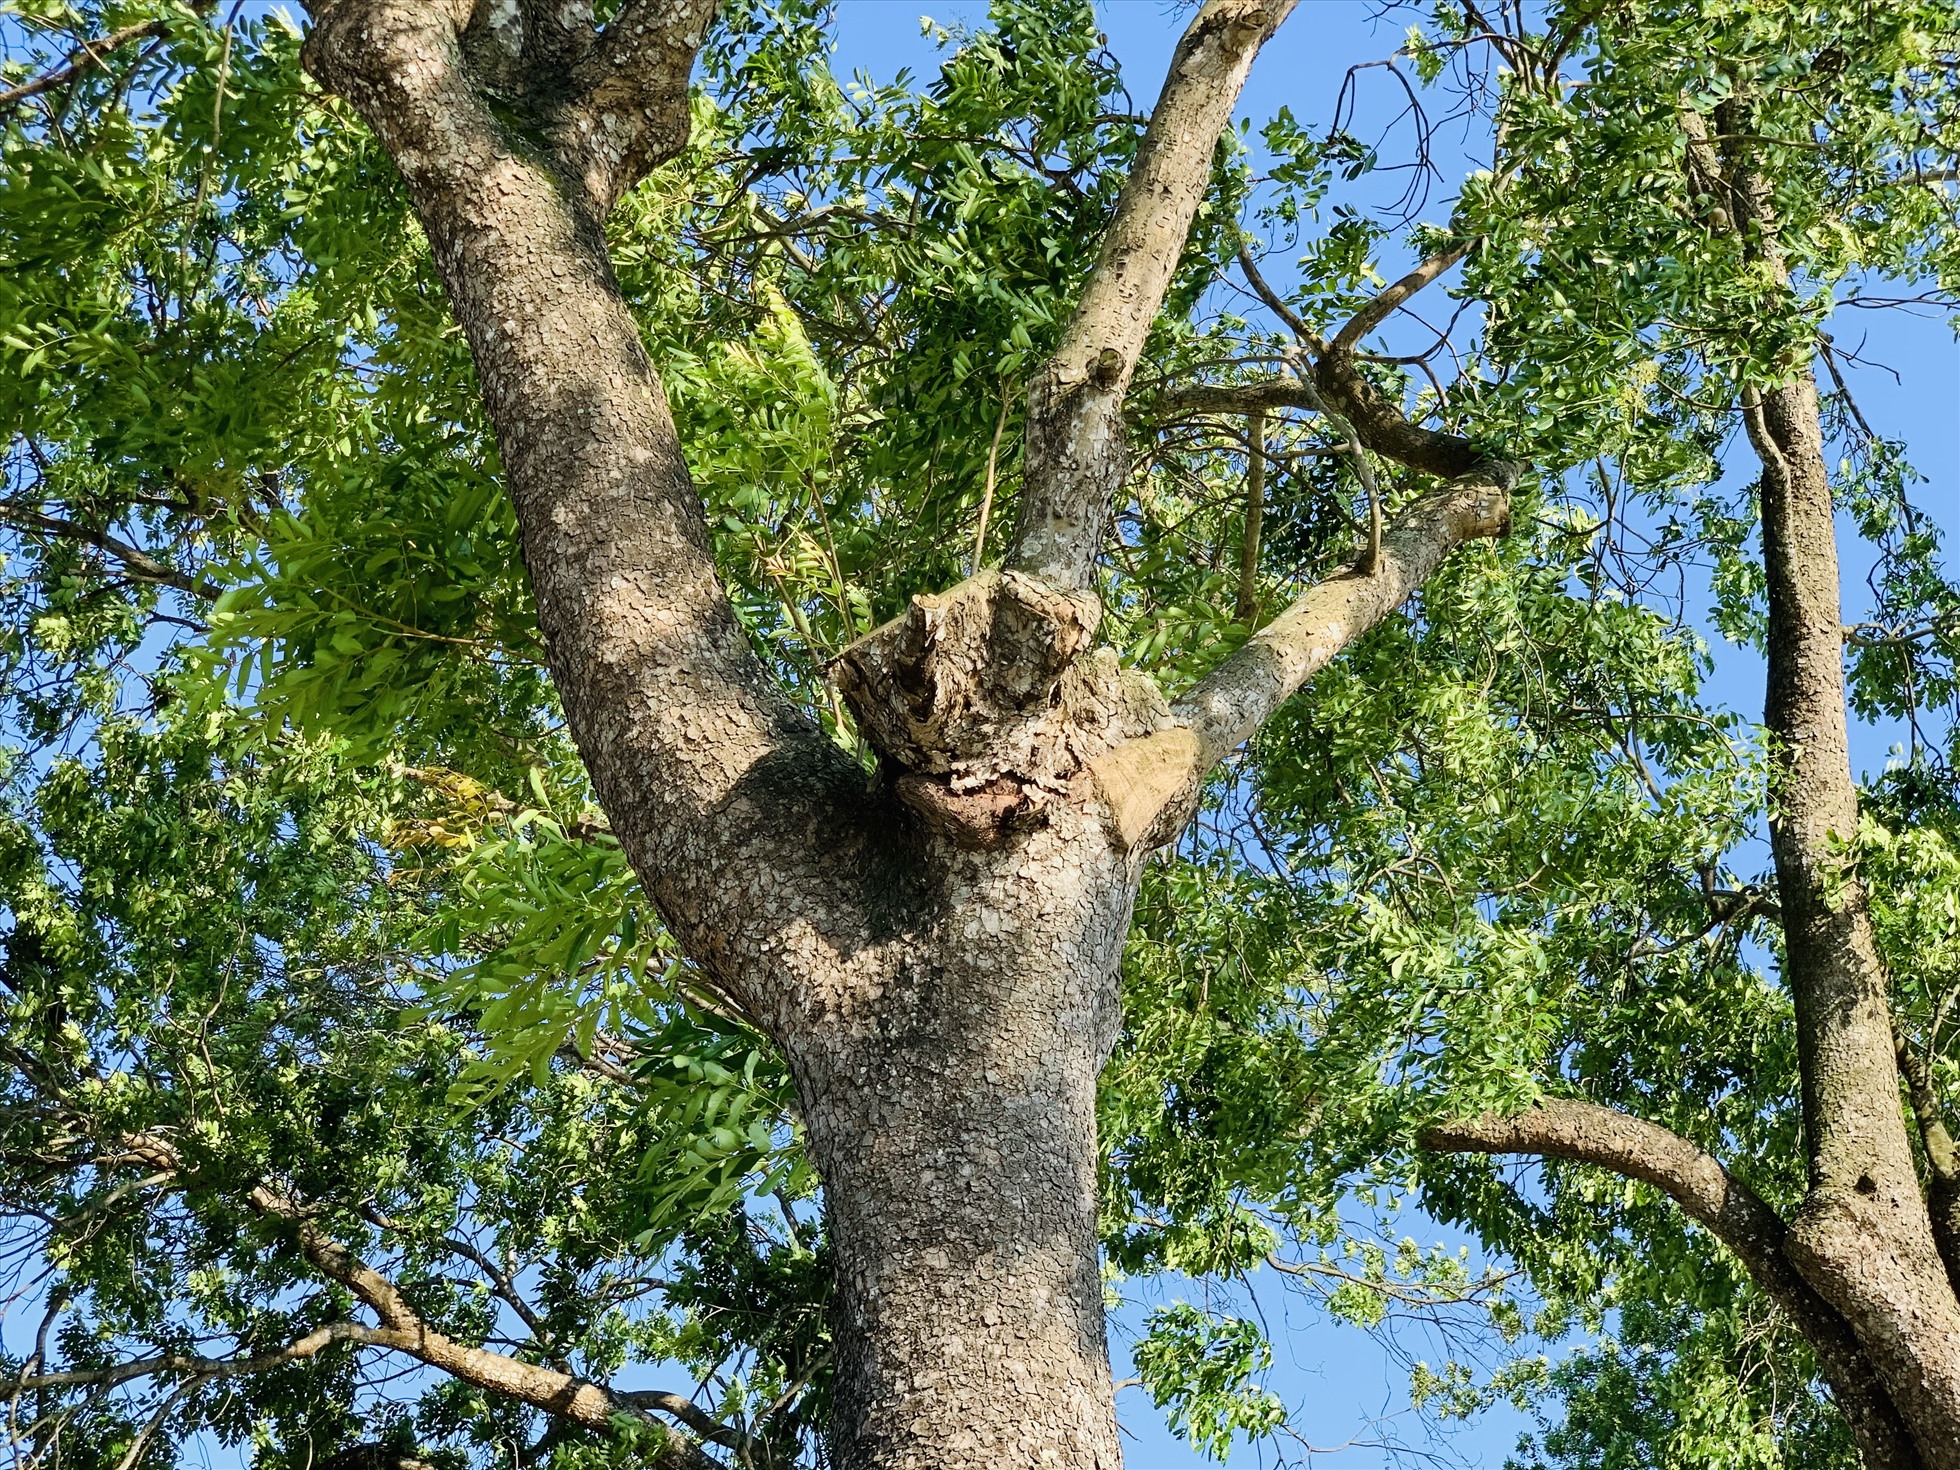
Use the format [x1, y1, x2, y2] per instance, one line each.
[1744, 373, 1960, 1462]
[1417, 110, 1960, 1470]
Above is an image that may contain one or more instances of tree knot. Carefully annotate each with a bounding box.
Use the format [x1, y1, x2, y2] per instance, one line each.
[831, 570, 1169, 846]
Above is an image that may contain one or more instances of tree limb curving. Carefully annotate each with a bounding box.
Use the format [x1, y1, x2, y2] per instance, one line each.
[1422, 1097, 1925, 1469]
[248, 1179, 730, 1462]
[41, 1129, 731, 1468]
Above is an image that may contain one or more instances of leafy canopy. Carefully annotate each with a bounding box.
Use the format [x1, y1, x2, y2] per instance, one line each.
[0, 0, 1955, 1465]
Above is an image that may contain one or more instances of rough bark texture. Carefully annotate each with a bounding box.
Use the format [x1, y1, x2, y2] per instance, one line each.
[793, 809, 1135, 1470]
[1746, 373, 1960, 1465]
[1706, 102, 1960, 1460]
[1007, 0, 1297, 589]
[1416, 379, 1960, 1470]
[1420, 112, 1960, 1470]
[1426, 1103, 1926, 1470]
[297, 1, 1513, 1462]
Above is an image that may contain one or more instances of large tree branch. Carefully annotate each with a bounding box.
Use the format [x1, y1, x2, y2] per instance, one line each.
[1089, 330, 1518, 851]
[1085, 468, 1511, 850]
[1308, 347, 1485, 482]
[1006, 0, 1298, 590]
[1094, 231, 1510, 854]
[301, 0, 882, 1033]
[1423, 1099, 1792, 1260]
[552, 0, 722, 214]
[1174, 469, 1511, 770]
[1084, 121, 1505, 849]
[1234, 217, 1481, 479]
[1422, 1098, 1924, 1469]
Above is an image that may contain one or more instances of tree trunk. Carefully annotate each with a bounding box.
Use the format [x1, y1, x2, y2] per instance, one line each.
[1744, 373, 1960, 1463]
[298, 4, 1518, 1464]
[791, 808, 1132, 1470]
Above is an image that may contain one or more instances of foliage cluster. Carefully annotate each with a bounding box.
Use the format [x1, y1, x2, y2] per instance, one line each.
[0, 0, 1954, 1465]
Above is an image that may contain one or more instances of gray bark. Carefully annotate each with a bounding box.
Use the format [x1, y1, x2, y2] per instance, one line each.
[1711, 97, 1960, 1458]
[297, 1, 1509, 1463]
[1007, 0, 1298, 589]
[1426, 1102, 1925, 1470]
[793, 808, 1135, 1469]
[1746, 370, 1960, 1466]
[1417, 107, 1960, 1470]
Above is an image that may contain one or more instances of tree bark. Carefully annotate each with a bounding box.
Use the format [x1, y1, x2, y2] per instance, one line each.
[1417, 361, 1960, 1469]
[296, 3, 1512, 1464]
[1687, 97, 1960, 1460]
[1425, 1101, 1925, 1469]
[1423, 110, 1960, 1470]
[1007, 0, 1297, 589]
[793, 809, 1134, 1470]
[1744, 371, 1960, 1464]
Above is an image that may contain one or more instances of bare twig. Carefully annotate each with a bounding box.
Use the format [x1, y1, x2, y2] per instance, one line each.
[0, 501, 219, 598]
[972, 386, 1012, 575]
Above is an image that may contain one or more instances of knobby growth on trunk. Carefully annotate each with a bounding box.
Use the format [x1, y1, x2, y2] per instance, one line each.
[290, 0, 1518, 1463]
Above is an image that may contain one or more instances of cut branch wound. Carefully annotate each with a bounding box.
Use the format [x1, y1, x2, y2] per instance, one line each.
[1086, 468, 1513, 854]
[831, 570, 1169, 848]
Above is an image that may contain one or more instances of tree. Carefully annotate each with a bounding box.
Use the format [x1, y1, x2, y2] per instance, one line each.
[1408, 12, 1960, 1462]
[0, 1, 1956, 1468]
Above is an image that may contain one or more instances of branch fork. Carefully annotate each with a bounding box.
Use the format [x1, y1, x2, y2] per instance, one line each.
[304, 0, 717, 218]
